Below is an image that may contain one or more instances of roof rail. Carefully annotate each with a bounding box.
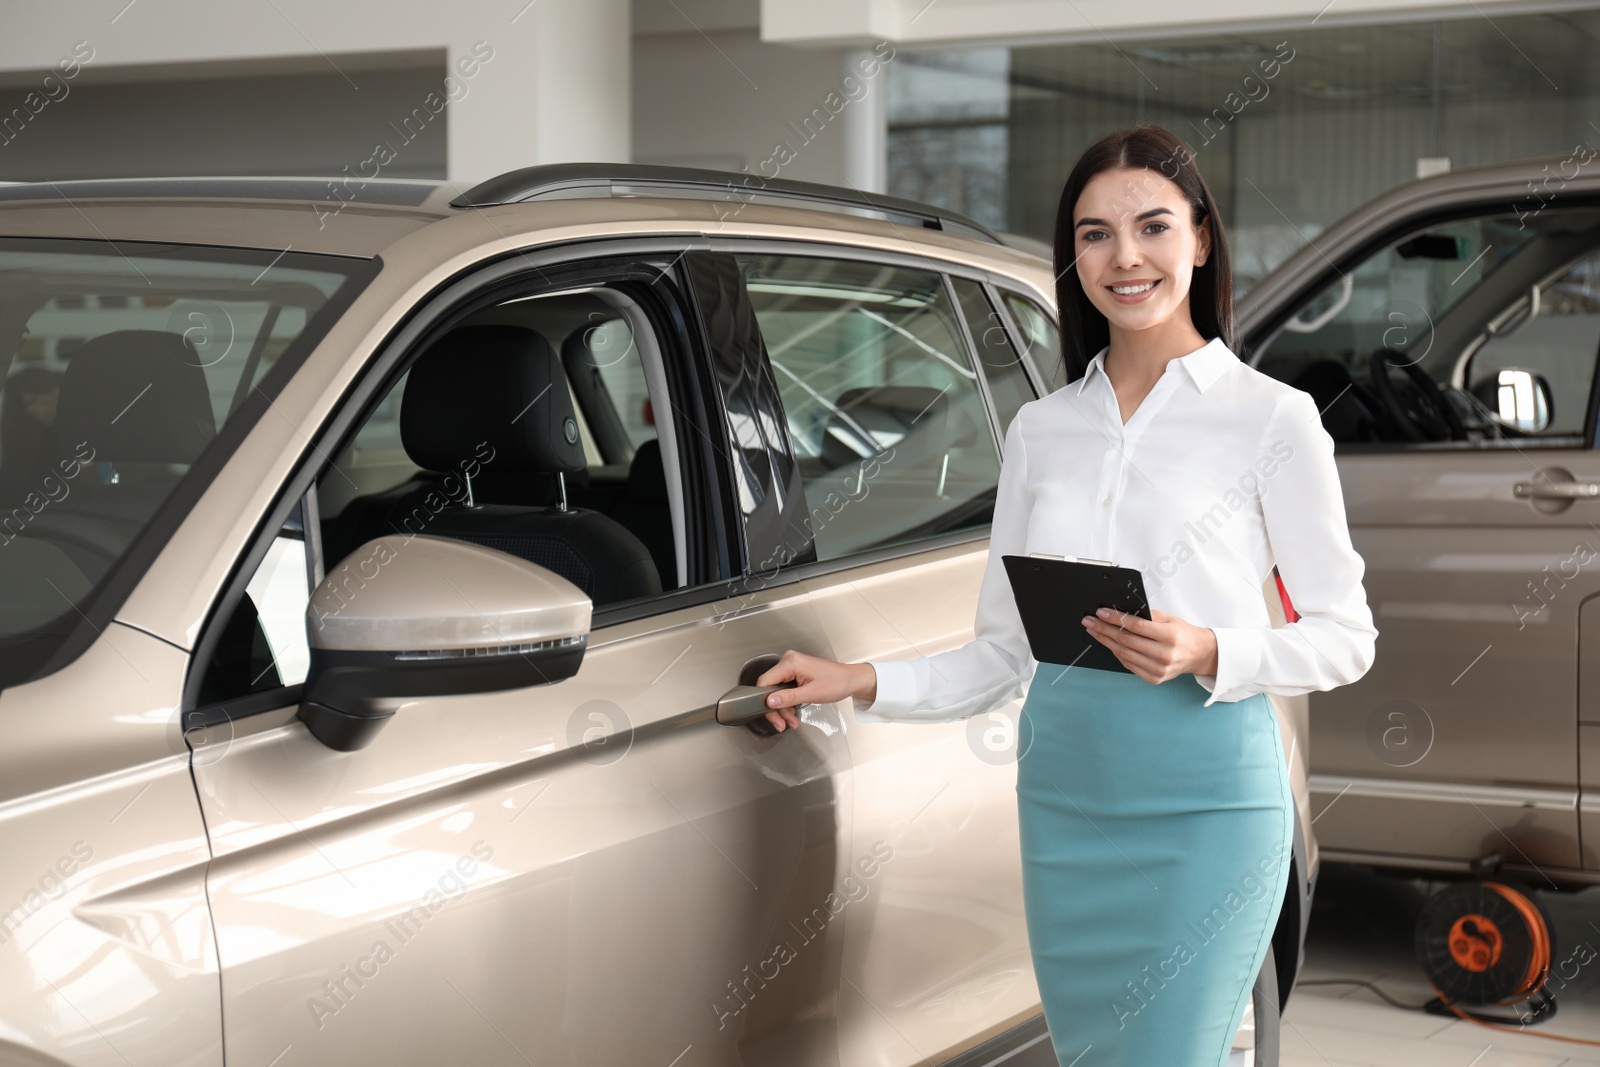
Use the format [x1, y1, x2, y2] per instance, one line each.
[449, 163, 1002, 244]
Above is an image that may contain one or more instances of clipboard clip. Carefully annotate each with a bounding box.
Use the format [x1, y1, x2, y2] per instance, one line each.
[1028, 552, 1118, 567]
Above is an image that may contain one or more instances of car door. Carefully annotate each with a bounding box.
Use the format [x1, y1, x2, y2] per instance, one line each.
[182, 244, 855, 1067]
[0, 237, 383, 1067]
[1243, 200, 1600, 876]
[718, 246, 1048, 1065]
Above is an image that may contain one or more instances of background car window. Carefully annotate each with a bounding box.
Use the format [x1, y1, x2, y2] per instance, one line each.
[1256, 216, 1540, 389]
[1462, 248, 1600, 438]
[1000, 290, 1065, 393]
[737, 253, 1003, 562]
[952, 277, 1037, 436]
[1247, 211, 1600, 447]
[0, 239, 368, 690]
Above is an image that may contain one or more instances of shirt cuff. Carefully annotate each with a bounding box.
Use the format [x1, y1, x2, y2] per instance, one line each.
[852, 659, 918, 723]
[1194, 627, 1265, 708]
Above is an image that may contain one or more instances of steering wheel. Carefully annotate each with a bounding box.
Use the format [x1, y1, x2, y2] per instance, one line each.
[1367, 347, 1467, 442]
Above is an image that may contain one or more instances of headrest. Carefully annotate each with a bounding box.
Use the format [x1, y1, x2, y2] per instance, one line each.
[400, 325, 585, 476]
[54, 330, 217, 464]
[820, 385, 951, 468]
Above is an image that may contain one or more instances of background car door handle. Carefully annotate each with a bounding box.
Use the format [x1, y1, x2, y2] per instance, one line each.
[717, 681, 799, 728]
[1513, 480, 1600, 499]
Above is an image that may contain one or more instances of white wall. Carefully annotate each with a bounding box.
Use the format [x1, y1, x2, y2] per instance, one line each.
[633, 25, 881, 188]
[0, 0, 631, 184]
[0, 57, 450, 182]
[761, 0, 1598, 47]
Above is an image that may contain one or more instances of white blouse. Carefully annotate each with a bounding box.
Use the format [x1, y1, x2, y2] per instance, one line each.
[854, 336, 1378, 724]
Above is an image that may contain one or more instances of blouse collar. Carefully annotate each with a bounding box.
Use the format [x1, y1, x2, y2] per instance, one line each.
[1074, 336, 1239, 396]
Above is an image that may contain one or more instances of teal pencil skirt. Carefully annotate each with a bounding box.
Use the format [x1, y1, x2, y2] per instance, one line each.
[1015, 664, 1294, 1067]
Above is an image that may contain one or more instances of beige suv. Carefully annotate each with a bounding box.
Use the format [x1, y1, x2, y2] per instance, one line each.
[1236, 150, 1600, 891]
[0, 167, 1315, 1067]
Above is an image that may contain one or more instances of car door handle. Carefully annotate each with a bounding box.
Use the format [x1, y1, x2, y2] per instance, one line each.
[1513, 480, 1600, 500]
[716, 681, 799, 729]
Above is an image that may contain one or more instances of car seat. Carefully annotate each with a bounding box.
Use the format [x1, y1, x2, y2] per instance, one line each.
[396, 324, 660, 606]
[25, 329, 216, 583]
[607, 438, 676, 588]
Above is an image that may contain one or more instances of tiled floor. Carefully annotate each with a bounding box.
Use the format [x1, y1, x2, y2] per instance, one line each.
[1280, 865, 1600, 1067]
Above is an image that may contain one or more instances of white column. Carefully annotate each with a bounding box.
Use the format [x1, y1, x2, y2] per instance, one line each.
[448, 0, 631, 186]
[837, 48, 888, 194]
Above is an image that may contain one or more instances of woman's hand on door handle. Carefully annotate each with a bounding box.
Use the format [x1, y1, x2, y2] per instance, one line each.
[756, 650, 878, 733]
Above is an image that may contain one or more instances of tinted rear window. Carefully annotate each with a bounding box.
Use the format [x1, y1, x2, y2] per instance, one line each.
[0, 238, 375, 688]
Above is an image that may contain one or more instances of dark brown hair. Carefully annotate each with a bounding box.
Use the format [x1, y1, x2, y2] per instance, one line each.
[1051, 124, 1235, 383]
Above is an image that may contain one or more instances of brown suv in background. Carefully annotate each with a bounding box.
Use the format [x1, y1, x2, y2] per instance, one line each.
[1236, 151, 1600, 892]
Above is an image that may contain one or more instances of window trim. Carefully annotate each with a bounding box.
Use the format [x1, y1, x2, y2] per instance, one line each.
[183, 237, 741, 724]
[945, 273, 1007, 458]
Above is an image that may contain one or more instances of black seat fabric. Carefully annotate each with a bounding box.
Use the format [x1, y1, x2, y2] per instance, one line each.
[397, 324, 660, 606]
[26, 330, 217, 583]
[55, 330, 216, 465]
[608, 437, 675, 588]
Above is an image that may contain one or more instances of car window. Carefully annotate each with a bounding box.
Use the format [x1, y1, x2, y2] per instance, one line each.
[317, 319, 649, 516]
[199, 283, 697, 707]
[999, 290, 1065, 393]
[0, 239, 371, 690]
[196, 502, 314, 703]
[1462, 247, 1600, 438]
[736, 253, 1004, 562]
[1250, 208, 1600, 448]
[1255, 217, 1540, 388]
[951, 277, 1037, 437]
[583, 316, 658, 453]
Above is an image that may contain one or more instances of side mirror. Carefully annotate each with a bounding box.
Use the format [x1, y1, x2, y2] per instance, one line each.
[1472, 367, 1552, 433]
[298, 535, 592, 751]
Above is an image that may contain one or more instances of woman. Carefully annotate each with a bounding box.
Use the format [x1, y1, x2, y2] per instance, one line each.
[755, 124, 1378, 1066]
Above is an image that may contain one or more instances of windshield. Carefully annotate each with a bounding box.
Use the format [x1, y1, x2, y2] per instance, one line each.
[0, 238, 375, 688]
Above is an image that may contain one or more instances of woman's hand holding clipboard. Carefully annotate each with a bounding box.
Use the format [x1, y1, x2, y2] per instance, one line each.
[1003, 554, 1222, 684]
[1002, 554, 1153, 674]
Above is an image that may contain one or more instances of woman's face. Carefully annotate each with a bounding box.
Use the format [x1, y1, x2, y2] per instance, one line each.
[1070, 166, 1212, 337]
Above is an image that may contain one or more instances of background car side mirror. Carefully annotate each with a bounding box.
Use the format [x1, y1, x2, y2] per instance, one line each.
[297, 535, 592, 751]
[1469, 367, 1552, 433]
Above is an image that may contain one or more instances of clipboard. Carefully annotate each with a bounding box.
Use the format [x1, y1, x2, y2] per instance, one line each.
[1001, 553, 1152, 674]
